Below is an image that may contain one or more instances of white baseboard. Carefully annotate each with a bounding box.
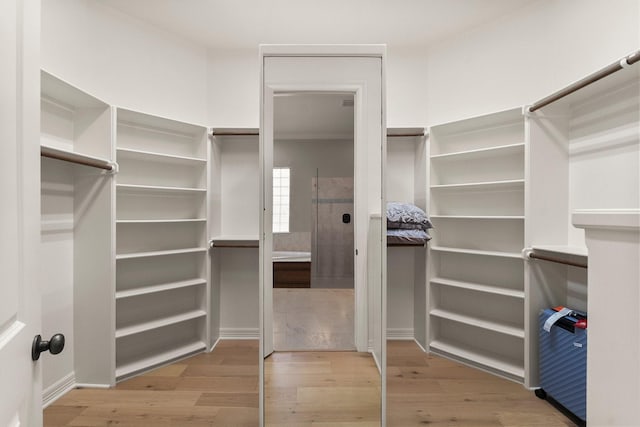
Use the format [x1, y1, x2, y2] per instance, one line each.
[386, 328, 414, 340]
[75, 383, 111, 389]
[209, 336, 221, 352]
[413, 338, 428, 353]
[42, 372, 76, 409]
[219, 328, 259, 339]
[371, 350, 382, 375]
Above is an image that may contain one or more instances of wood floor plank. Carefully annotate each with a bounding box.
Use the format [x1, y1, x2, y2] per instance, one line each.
[52, 389, 202, 408]
[195, 392, 260, 408]
[182, 364, 259, 377]
[44, 339, 577, 426]
[66, 406, 221, 427]
[143, 363, 188, 377]
[386, 340, 577, 427]
[42, 405, 87, 426]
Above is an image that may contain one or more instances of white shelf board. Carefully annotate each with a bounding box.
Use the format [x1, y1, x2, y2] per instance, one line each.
[116, 278, 207, 300]
[41, 219, 74, 233]
[431, 215, 524, 220]
[116, 218, 206, 224]
[430, 277, 524, 299]
[117, 108, 205, 138]
[117, 147, 206, 164]
[572, 209, 640, 231]
[430, 142, 524, 161]
[115, 340, 206, 380]
[430, 179, 525, 191]
[116, 247, 207, 260]
[430, 308, 524, 338]
[116, 184, 206, 194]
[115, 309, 207, 339]
[430, 339, 524, 380]
[431, 246, 523, 259]
[41, 70, 108, 109]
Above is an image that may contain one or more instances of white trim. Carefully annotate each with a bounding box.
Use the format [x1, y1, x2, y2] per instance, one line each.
[386, 328, 415, 340]
[260, 44, 386, 57]
[42, 372, 76, 409]
[219, 328, 260, 339]
[74, 383, 110, 389]
[413, 338, 428, 354]
[371, 349, 382, 375]
[209, 336, 221, 352]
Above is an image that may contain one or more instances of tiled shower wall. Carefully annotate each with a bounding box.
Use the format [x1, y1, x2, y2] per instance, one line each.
[311, 177, 354, 288]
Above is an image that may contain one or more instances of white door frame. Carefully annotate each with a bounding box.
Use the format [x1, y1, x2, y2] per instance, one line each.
[0, 0, 42, 425]
[259, 45, 387, 427]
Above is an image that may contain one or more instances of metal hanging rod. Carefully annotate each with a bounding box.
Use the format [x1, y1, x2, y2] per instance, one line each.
[211, 131, 426, 137]
[387, 132, 426, 138]
[526, 251, 588, 269]
[528, 49, 640, 113]
[41, 145, 117, 172]
[211, 131, 259, 136]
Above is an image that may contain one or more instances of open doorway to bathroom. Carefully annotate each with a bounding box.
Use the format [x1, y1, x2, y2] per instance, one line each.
[272, 92, 355, 351]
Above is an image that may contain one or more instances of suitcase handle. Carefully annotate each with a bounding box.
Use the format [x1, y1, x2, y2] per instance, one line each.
[543, 307, 574, 332]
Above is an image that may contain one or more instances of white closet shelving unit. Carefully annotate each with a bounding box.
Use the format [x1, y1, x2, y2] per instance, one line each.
[209, 129, 260, 343]
[115, 108, 209, 380]
[385, 128, 428, 347]
[427, 108, 526, 382]
[40, 70, 115, 388]
[524, 59, 638, 388]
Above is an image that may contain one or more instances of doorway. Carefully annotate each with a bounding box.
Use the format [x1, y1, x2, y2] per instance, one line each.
[272, 92, 355, 351]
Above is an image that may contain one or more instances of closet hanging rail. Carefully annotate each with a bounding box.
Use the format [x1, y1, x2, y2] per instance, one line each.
[211, 131, 260, 136]
[528, 49, 640, 112]
[524, 250, 588, 269]
[41, 145, 117, 172]
[211, 130, 427, 137]
[387, 132, 426, 138]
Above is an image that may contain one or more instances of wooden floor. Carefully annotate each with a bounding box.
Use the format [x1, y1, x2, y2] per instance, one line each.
[387, 340, 576, 426]
[265, 351, 381, 426]
[44, 340, 260, 426]
[44, 339, 576, 426]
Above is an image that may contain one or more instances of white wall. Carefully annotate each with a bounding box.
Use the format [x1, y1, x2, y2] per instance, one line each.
[425, 0, 640, 125]
[274, 139, 354, 233]
[206, 46, 429, 127]
[41, 0, 209, 125]
[219, 250, 260, 337]
[40, 161, 75, 394]
[207, 48, 259, 128]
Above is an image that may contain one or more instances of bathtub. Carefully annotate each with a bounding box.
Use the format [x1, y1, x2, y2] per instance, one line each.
[272, 251, 311, 262]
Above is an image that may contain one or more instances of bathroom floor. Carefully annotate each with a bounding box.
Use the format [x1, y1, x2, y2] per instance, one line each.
[273, 288, 355, 351]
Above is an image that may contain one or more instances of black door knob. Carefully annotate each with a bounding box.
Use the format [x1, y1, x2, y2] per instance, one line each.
[32, 333, 65, 361]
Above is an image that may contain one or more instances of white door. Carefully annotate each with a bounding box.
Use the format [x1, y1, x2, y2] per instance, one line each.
[0, 0, 42, 425]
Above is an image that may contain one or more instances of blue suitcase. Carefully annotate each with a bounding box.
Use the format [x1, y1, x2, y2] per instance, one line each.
[536, 307, 587, 425]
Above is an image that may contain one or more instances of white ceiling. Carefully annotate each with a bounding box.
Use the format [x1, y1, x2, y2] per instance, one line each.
[103, 0, 536, 50]
[274, 93, 354, 140]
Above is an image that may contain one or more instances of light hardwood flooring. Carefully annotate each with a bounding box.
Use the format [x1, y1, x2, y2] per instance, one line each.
[387, 340, 577, 426]
[44, 340, 260, 426]
[265, 351, 381, 426]
[44, 339, 576, 426]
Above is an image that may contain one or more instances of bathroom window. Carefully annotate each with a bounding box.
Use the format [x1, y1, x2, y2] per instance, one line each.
[273, 167, 290, 233]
